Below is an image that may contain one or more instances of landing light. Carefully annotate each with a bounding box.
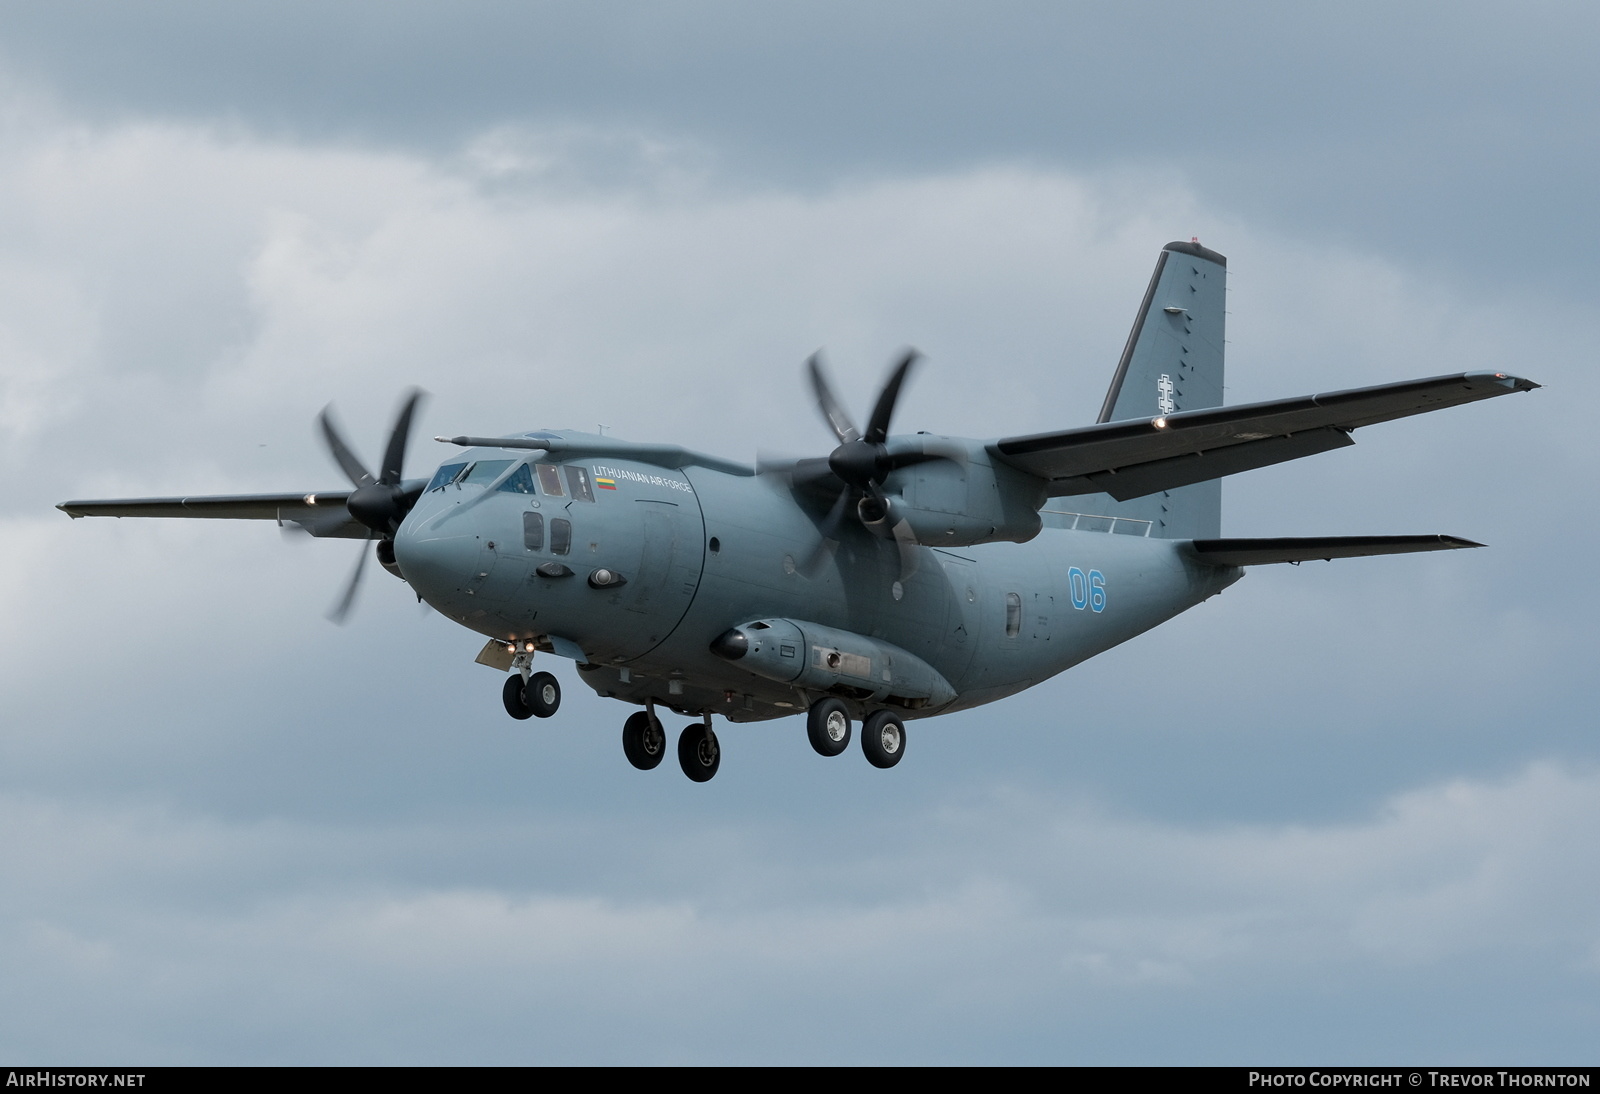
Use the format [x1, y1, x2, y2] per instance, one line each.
[1153, 418, 1169, 430]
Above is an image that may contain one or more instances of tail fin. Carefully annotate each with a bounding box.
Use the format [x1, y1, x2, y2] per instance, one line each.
[1089, 240, 1227, 538]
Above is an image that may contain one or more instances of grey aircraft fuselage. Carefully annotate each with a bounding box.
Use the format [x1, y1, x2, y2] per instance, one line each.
[396, 432, 1236, 725]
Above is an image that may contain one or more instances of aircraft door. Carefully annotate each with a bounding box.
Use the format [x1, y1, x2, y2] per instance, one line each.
[615, 497, 705, 660]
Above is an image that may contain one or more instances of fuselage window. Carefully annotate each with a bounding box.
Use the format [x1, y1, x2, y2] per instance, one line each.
[550, 517, 572, 555]
[522, 511, 544, 551]
[565, 465, 595, 502]
[497, 464, 536, 494]
[461, 459, 512, 487]
[536, 464, 565, 497]
[427, 463, 467, 491]
[1005, 592, 1022, 638]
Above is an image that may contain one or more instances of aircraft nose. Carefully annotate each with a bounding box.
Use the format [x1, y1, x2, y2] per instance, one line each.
[392, 521, 476, 610]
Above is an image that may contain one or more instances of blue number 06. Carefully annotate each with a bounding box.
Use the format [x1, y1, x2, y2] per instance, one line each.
[1068, 567, 1107, 613]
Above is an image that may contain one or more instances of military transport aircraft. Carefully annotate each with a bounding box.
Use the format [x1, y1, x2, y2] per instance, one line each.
[59, 241, 1537, 782]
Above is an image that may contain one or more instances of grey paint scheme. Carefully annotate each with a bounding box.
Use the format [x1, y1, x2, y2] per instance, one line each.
[57, 242, 1540, 755]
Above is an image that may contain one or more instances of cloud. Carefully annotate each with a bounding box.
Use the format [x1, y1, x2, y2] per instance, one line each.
[2, 762, 1596, 1062]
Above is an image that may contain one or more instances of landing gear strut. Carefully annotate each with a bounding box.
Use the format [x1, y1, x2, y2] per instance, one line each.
[623, 709, 667, 770]
[678, 717, 720, 782]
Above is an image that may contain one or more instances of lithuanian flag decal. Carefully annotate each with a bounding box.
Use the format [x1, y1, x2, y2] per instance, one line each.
[595, 477, 617, 490]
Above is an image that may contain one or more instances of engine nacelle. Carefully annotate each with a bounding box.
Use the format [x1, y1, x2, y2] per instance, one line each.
[872, 440, 1046, 546]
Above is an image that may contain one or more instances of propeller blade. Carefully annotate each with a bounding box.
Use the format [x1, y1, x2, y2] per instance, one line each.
[319, 407, 375, 489]
[890, 517, 921, 582]
[799, 486, 852, 577]
[327, 532, 375, 624]
[806, 353, 860, 445]
[864, 349, 919, 445]
[379, 388, 425, 486]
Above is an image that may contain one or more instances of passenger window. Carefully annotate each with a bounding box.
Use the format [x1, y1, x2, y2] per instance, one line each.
[536, 464, 565, 497]
[497, 465, 536, 495]
[1005, 592, 1022, 638]
[550, 517, 572, 555]
[427, 463, 467, 491]
[522, 512, 544, 551]
[565, 465, 595, 502]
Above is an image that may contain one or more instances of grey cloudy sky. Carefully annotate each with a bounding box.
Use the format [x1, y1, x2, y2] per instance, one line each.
[0, 2, 1594, 1064]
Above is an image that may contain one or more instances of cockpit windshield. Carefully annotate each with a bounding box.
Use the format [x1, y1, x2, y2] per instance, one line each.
[426, 463, 467, 491]
[460, 460, 513, 486]
[427, 458, 597, 498]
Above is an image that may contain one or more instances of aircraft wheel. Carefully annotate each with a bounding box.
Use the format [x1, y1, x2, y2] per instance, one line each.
[526, 671, 561, 718]
[861, 710, 906, 769]
[502, 674, 534, 720]
[806, 698, 852, 757]
[623, 711, 667, 770]
[678, 723, 721, 782]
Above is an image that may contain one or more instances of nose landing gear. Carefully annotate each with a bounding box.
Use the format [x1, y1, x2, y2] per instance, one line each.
[502, 670, 561, 720]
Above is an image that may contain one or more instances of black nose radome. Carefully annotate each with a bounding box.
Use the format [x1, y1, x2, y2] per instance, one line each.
[710, 628, 749, 660]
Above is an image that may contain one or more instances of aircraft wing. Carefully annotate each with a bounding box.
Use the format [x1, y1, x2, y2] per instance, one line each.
[57, 491, 367, 538]
[990, 372, 1538, 501]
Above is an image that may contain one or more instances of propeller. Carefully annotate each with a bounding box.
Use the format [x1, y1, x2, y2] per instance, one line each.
[792, 350, 951, 581]
[317, 388, 426, 622]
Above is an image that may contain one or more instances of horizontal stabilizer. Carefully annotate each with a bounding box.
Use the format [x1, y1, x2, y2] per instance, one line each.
[993, 372, 1538, 500]
[1189, 534, 1483, 566]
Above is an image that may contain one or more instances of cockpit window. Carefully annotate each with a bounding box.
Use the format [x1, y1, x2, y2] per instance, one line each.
[565, 465, 595, 502]
[536, 464, 564, 497]
[497, 464, 536, 494]
[460, 459, 512, 487]
[549, 517, 572, 555]
[427, 463, 467, 491]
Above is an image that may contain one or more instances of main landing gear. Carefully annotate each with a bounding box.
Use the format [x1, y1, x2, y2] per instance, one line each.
[678, 717, 720, 783]
[621, 704, 720, 782]
[860, 709, 906, 769]
[807, 697, 852, 756]
[622, 709, 667, 770]
[502, 670, 561, 720]
[805, 701, 907, 769]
